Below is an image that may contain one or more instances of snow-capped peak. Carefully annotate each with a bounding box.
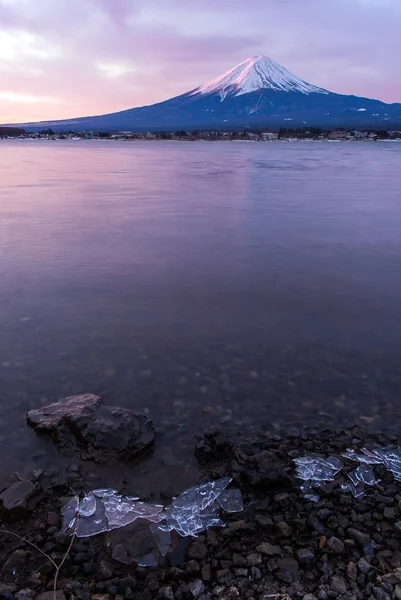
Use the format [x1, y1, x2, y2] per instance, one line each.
[190, 56, 329, 100]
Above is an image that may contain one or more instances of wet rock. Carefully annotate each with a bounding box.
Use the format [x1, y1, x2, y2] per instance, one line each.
[26, 394, 155, 463]
[326, 537, 345, 554]
[0, 480, 37, 519]
[276, 558, 300, 583]
[195, 426, 233, 465]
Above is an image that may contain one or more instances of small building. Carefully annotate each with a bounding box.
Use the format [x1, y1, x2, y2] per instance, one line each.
[261, 132, 278, 141]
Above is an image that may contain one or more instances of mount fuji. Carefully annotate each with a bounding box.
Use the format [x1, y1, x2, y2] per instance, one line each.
[10, 56, 401, 131]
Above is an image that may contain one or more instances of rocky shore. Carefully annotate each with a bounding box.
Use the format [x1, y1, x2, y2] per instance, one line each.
[2, 425, 401, 600]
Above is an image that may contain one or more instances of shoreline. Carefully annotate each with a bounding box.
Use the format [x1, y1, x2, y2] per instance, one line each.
[2, 425, 401, 600]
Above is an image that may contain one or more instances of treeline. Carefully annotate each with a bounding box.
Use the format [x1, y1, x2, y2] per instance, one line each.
[0, 127, 26, 137]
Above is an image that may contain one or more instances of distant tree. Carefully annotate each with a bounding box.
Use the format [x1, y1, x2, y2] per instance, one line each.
[175, 130, 187, 137]
[98, 131, 111, 138]
[39, 128, 55, 135]
[375, 130, 390, 139]
[0, 127, 25, 137]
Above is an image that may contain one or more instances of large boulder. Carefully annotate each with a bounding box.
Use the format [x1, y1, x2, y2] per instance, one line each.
[27, 394, 155, 463]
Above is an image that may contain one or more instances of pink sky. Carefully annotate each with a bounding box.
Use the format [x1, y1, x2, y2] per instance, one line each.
[0, 0, 400, 123]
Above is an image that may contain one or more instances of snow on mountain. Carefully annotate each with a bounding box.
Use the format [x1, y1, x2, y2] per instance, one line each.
[190, 56, 329, 100]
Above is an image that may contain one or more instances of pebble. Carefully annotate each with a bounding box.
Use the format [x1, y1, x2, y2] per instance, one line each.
[330, 576, 347, 594]
[296, 548, 315, 564]
[256, 542, 280, 556]
[358, 557, 371, 574]
[189, 579, 205, 598]
[326, 537, 345, 554]
[36, 593, 66, 600]
[347, 527, 371, 549]
[246, 553, 262, 566]
[189, 542, 208, 560]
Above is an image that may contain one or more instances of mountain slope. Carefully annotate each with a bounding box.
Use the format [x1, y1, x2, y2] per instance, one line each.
[7, 56, 401, 131]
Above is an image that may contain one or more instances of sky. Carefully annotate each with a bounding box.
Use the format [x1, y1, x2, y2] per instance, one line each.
[0, 0, 400, 123]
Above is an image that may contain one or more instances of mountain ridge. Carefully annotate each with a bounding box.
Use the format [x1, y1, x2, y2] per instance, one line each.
[4, 55, 401, 131]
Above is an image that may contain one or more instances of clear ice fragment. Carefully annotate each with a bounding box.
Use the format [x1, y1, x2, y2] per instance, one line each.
[348, 465, 379, 487]
[217, 489, 243, 513]
[78, 493, 97, 517]
[60, 478, 243, 553]
[294, 455, 343, 485]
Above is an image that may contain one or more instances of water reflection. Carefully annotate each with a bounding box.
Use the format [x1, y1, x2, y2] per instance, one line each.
[1, 140, 401, 489]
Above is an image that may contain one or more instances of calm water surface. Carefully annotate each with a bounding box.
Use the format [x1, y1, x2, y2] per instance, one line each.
[1, 140, 401, 492]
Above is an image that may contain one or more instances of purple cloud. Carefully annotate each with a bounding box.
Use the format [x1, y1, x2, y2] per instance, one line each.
[0, 0, 399, 122]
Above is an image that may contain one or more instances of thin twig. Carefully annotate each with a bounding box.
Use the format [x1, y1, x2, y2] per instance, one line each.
[0, 528, 58, 569]
[53, 533, 76, 595]
[1, 527, 76, 600]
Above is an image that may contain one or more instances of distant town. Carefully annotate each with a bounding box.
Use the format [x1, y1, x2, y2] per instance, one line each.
[1, 126, 400, 142]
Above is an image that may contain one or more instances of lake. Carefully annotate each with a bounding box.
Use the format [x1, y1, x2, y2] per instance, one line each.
[1, 139, 401, 492]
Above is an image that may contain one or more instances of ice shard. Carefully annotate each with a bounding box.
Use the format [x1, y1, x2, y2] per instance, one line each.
[60, 478, 243, 552]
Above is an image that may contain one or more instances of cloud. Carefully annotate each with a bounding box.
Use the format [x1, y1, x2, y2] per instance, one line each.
[0, 0, 400, 122]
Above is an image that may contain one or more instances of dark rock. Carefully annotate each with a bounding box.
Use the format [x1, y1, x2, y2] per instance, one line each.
[296, 548, 315, 564]
[276, 521, 293, 537]
[96, 559, 115, 581]
[15, 591, 35, 600]
[159, 586, 174, 600]
[372, 588, 391, 600]
[189, 580, 205, 598]
[358, 557, 371, 574]
[232, 554, 246, 567]
[1, 549, 27, 575]
[189, 542, 208, 560]
[347, 562, 357, 582]
[246, 553, 262, 566]
[250, 567, 261, 580]
[347, 527, 371, 550]
[0, 480, 37, 519]
[326, 537, 345, 554]
[234, 449, 291, 488]
[216, 569, 232, 584]
[257, 542, 281, 556]
[201, 564, 213, 581]
[187, 560, 200, 574]
[26, 394, 155, 463]
[276, 558, 300, 583]
[0, 584, 17, 597]
[194, 426, 233, 465]
[255, 514, 275, 532]
[330, 576, 347, 594]
[118, 578, 137, 594]
[383, 507, 395, 520]
[35, 593, 66, 600]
